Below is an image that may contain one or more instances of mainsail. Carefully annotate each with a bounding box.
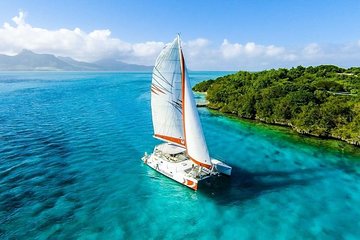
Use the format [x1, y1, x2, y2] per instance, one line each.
[151, 35, 211, 168]
[151, 37, 185, 146]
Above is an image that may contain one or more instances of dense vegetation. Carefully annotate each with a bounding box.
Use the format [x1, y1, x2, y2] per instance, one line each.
[193, 65, 360, 146]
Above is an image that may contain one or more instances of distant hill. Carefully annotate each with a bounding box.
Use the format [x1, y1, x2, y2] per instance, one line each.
[57, 56, 101, 71]
[93, 58, 153, 71]
[0, 50, 153, 71]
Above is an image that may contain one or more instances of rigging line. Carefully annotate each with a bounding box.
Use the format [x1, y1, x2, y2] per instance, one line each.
[157, 59, 180, 62]
[152, 76, 172, 94]
[152, 81, 172, 94]
[173, 100, 182, 109]
[168, 100, 182, 114]
[155, 52, 179, 62]
[153, 66, 169, 83]
[152, 72, 172, 88]
[153, 66, 175, 87]
[151, 88, 159, 95]
[158, 46, 180, 55]
[153, 73, 173, 88]
[151, 85, 162, 95]
[153, 71, 181, 93]
[151, 85, 166, 95]
[155, 54, 179, 65]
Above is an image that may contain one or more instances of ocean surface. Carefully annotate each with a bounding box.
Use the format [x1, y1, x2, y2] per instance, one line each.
[0, 71, 360, 240]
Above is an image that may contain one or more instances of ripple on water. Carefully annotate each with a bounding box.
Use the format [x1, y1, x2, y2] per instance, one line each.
[0, 72, 360, 239]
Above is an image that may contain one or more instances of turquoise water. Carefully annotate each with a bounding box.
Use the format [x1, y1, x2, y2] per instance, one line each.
[0, 71, 360, 239]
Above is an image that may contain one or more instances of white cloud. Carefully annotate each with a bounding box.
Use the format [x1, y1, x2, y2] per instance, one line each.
[217, 39, 300, 69]
[303, 43, 322, 56]
[218, 38, 360, 70]
[1, 11, 360, 70]
[220, 39, 243, 59]
[130, 41, 164, 64]
[266, 45, 285, 57]
[183, 38, 211, 58]
[12, 10, 26, 26]
[0, 11, 163, 64]
[186, 38, 209, 48]
[220, 39, 289, 59]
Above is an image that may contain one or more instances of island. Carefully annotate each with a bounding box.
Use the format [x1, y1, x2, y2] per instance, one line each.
[193, 65, 360, 146]
[0, 50, 153, 71]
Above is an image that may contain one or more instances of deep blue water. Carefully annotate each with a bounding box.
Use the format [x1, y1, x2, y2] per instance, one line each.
[0, 71, 360, 239]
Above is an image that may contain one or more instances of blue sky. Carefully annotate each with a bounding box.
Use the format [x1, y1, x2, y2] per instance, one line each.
[0, 0, 359, 70]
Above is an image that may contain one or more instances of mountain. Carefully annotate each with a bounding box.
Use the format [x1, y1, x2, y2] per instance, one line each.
[0, 50, 77, 71]
[93, 58, 153, 71]
[0, 50, 153, 71]
[57, 56, 101, 71]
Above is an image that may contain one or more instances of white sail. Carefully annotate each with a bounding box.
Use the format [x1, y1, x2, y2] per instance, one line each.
[180, 48, 212, 169]
[144, 35, 232, 190]
[151, 37, 185, 146]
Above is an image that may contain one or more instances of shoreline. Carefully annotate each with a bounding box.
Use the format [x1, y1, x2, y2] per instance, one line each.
[195, 92, 359, 148]
[193, 65, 360, 149]
[208, 105, 360, 147]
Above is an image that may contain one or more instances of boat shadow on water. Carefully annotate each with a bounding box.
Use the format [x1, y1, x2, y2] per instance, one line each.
[198, 165, 324, 205]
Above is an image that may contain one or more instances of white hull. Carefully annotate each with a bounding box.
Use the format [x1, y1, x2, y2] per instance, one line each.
[211, 159, 232, 176]
[142, 143, 231, 190]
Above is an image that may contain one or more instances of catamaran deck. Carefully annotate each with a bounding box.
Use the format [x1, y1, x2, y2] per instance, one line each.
[151, 152, 211, 180]
[144, 143, 213, 181]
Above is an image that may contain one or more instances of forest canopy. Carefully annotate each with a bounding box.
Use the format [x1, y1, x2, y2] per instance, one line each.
[193, 65, 360, 146]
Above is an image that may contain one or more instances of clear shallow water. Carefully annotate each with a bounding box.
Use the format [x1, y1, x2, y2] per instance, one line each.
[0, 71, 359, 239]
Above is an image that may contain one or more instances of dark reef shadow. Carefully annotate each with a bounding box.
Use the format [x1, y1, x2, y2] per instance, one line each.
[198, 165, 323, 205]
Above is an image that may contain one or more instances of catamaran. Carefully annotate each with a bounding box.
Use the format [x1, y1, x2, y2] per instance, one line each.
[142, 35, 231, 190]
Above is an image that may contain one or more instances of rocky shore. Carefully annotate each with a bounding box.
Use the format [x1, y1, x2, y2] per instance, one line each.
[204, 104, 360, 147]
